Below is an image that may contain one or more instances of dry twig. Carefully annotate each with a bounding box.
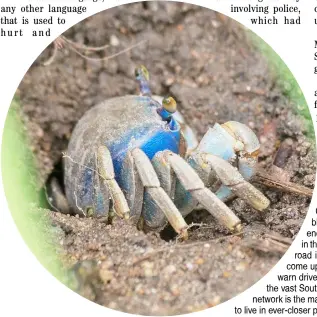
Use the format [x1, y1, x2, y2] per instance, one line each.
[43, 35, 147, 66]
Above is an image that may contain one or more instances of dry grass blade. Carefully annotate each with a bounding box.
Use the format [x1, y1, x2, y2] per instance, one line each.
[67, 39, 147, 63]
[254, 168, 313, 198]
[42, 39, 60, 66]
[59, 35, 110, 52]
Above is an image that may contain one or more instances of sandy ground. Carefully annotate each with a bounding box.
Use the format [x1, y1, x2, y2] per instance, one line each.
[17, 2, 315, 315]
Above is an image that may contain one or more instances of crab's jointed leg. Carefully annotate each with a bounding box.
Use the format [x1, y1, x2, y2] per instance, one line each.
[158, 150, 242, 232]
[120, 151, 144, 224]
[130, 148, 189, 238]
[97, 146, 130, 219]
[198, 153, 270, 211]
[47, 177, 70, 214]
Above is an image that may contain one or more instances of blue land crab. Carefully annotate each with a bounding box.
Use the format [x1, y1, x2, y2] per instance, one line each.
[50, 65, 270, 239]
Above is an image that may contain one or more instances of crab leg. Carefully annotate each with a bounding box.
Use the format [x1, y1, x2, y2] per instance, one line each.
[200, 153, 270, 211]
[215, 121, 260, 201]
[120, 151, 144, 224]
[131, 148, 188, 238]
[152, 151, 198, 218]
[162, 151, 242, 232]
[97, 146, 130, 219]
[152, 151, 176, 198]
[47, 177, 70, 214]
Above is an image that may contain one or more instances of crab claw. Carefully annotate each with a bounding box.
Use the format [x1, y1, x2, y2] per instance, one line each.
[189, 121, 269, 210]
[221, 121, 260, 180]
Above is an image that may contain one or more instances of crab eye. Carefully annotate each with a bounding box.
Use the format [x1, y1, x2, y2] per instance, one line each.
[162, 97, 177, 113]
[135, 68, 141, 78]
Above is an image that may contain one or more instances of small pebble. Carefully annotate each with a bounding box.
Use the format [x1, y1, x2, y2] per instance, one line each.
[236, 262, 248, 272]
[135, 284, 145, 295]
[195, 258, 205, 265]
[110, 34, 120, 47]
[209, 295, 221, 306]
[99, 269, 113, 283]
[185, 262, 194, 270]
[211, 20, 221, 28]
[164, 264, 177, 275]
[164, 77, 175, 86]
[170, 284, 180, 296]
[142, 261, 155, 277]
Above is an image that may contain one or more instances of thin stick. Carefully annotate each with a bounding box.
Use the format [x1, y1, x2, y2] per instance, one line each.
[67, 39, 147, 63]
[42, 40, 59, 66]
[43, 35, 147, 66]
[60, 35, 110, 52]
[254, 168, 313, 198]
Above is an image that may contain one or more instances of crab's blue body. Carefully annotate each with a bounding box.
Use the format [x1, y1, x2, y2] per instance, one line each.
[64, 95, 182, 218]
[107, 98, 181, 178]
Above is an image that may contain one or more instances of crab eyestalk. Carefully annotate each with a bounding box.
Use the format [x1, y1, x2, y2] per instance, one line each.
[135, 65, 151, 96]
[157, 97, 178, 130]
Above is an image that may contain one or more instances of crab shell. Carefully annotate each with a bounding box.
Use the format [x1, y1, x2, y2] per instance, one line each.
[64, 95, 184, 214]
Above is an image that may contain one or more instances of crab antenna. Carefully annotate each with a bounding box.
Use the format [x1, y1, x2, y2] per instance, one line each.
[135, 65, 152, 96]
[157, 97, 178, 130]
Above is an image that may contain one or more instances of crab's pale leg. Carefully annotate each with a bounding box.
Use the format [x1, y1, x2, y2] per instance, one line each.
[120, 151, 144, 225]
[92, 152, 110, 218]
[162, 151, 242, 232]
[131, 148, 188, 238]
[152, 151, 176, 198]
[199, 153, 270, 211]
[152, 152, 198, 218]
[97, 146, 130, 219]
[47, 177, 70, 214]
